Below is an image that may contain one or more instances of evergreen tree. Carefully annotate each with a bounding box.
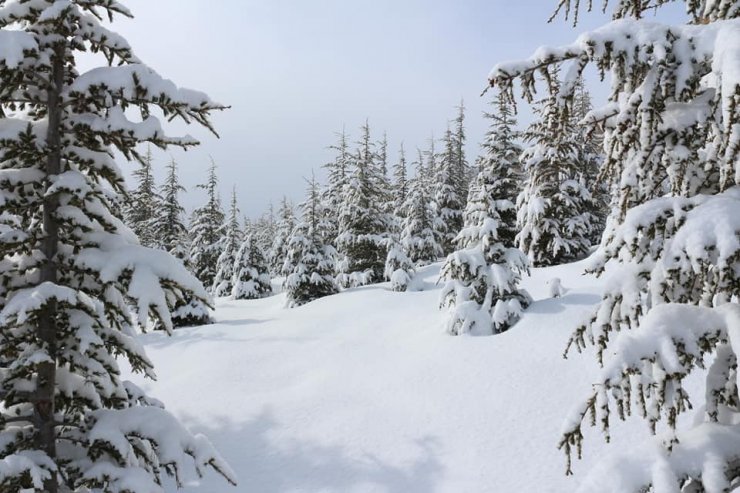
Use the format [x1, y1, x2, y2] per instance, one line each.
[490, 1, 740, 489]
[125, 145, 159, 247]
[516, 78, 592, 267]
[434, 125, 465, 255]
[453, 100, 471, 200]
[392, 143, 409, 218]
[232, 232, 272, 300]
[384, 239, 415, 292]
[322, 128, 351, 247]
[154, 157, 188, 258]
[154, 157, 212, 327]
[0, 2, 235, 491]
[189, 159, 225, 289]
[212, 187, 241, 296]
[336, 121, 387, 287]
[571, 78, 608, 246]
[284, 177, 339, 307]
[439, 101, 531, 335]
[401, 150, 442, 265]
[269, 196, 295, 276]
[253, 205, 277, 256]
[477, 90, 523, 196]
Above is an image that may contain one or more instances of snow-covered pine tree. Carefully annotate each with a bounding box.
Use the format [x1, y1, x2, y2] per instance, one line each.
[153, 157, 212, 328]
[189, 158, 225, 289]
[252, 205, 277, 257]
[570, 78, 608, 247]
[269, 196, 295, 276]
[124, 145, 159, 247]
[401, 149, 443, 266]
[439, 92, 531, 335]
[453, 100, 471, 201]
[284, 176, 339, 307]
[384, 238, 415, 292]
[212, 187, 241, 296]
[434, 125, 465, 255]
[231, 231, 272, 300]
[477, 90, 522, 195]
[489, 1, 740, 490]
[392, 143, 409, 220]
[516, 75, 592, 267]
[154, 157, 188, 258]
[0, 2, 236, 491]
[321, 128, 351, 248]
[336, 121, 387, 287]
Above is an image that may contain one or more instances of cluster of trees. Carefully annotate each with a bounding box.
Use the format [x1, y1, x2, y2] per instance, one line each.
[128, 89, 606, 319]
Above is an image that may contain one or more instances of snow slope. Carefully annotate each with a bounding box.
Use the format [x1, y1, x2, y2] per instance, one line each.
[129, 258, 695, 492]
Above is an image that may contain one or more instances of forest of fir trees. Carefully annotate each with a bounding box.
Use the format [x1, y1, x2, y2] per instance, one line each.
[126, 89, 606, 319]
[0, 1, 737, 492]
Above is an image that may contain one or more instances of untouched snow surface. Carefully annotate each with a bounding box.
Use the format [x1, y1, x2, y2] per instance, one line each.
[129, 258, 686, 492]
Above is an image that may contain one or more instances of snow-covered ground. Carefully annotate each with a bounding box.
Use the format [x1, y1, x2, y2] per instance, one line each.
[130, 258, 688, 492]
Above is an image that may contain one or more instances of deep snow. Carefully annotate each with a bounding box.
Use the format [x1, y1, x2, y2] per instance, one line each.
[129, 258, 696, 492]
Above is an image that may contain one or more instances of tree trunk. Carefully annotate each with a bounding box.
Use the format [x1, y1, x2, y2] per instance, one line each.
[37, 41, 65, 493]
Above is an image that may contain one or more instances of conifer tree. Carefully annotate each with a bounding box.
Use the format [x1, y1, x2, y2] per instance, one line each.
[392, 143, 409, 218]
[125, 145, 159, 247]
[253, 205, 277, 256]
[232, 232, 272, 300]
[189, 159, 225, 289]
[154, 157, 188, 258]
[384, 239, 415, 292]
[477, 90, 523, 194]
[434, 125, 465, 255]
[322, 128, 351, 246]
[571, 78, 608, 246]
[0, 2, 235, 491]
[212, 187, 241, 296]
[154, 157, 212, 327]
[440, 93, 531, 335]
[269, 196, 295, 276]
[336, 121, 387, 286]
[284, 177, 339, 306]
[401, 150, 442, 265]
[490, 1, 740, 489]
[516, 79, 592, 267]
[453, 100, 471, 199]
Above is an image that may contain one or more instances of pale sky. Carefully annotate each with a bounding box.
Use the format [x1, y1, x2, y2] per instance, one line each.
[110, 0, 685, 218]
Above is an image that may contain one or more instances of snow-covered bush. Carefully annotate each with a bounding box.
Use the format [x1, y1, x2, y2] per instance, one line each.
[232, 233, 273, 300]
[0, 1, 235, 491]
[384, 240, 415, 292]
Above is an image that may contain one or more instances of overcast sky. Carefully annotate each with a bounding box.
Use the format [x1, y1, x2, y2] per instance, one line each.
[112, 1, 685, 218]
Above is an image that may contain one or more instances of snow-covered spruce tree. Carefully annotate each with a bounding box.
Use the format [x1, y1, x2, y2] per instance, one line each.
[231, 232, 272, 300]
[401, 149, 442, 266]
[336, 121, 387, 287]
[570, 78, 608, 247]
[212, 187, 241, 296]
[189, 158, 225, 289]
[252, 205, 276, 257]
[153, 157, 212, 328]
[489, 1, 740, 490]
[269, 196, 295, 276]
[516, 76, 592, 267]
[154, 157, 188, 258]
[391, 142, 409, 221]
[384, 238, 415, 292]
[453, 100, 471, 201]
[284, 176, 339, 307]
[0, 2, 236, 491]
[439, 97, 531, 335]
[321, 128, 351, 249]
[124, 145, 159, 247]
[477, 90, 523, 197]
[434, 125, 465, 255]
